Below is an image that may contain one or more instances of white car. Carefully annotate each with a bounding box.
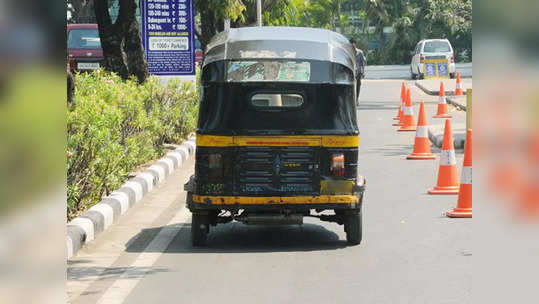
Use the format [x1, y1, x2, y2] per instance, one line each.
[410, 39, 456, 79]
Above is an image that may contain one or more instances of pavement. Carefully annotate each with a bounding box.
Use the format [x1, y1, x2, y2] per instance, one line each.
[415, 78, 472, 96]
[67, 80, 471, 304]
[366, 63, 472, 79]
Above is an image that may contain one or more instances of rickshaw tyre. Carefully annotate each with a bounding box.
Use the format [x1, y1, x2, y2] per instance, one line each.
[191, 213, 208, 247]
[345, 212, 362, 245]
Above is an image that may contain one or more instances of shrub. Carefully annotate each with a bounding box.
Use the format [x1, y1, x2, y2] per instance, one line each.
[67, 70, 199, 219]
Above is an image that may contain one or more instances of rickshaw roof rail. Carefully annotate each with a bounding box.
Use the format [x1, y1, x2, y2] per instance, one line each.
[203, 26, 356, 70]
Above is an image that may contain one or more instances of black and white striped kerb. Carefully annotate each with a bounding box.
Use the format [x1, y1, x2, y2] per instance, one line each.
[67, 137, 196, 259]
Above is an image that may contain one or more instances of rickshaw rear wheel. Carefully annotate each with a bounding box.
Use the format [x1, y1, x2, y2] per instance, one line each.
[191, 213, 209, 247]
[344, 211, 362, 245]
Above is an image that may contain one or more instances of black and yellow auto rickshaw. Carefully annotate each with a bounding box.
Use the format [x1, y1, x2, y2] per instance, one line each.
[184, 26, 365, 246]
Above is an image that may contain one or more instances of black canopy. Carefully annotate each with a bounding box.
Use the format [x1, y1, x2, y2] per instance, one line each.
[203, 27, 356, 72]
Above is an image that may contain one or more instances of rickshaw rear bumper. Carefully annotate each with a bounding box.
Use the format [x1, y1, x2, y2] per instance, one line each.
[184, 175, 366, 212]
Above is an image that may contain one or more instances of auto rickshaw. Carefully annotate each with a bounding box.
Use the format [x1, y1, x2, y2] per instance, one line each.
[184, 26, 366, 246]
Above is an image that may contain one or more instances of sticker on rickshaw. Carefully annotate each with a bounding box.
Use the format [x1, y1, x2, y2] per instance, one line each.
[227, 61, 310, 82]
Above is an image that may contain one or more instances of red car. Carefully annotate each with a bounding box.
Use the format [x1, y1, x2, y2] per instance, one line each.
[195, 38, 203, 65]
[67, 24, 103, 72]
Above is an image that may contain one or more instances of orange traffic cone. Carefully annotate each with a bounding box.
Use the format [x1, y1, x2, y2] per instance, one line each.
[398, 89, 417, 132]
[433, 82, 451, 118]
[428, 119, 459, 194]
[455, 72, 463, 96]
[407, 102, 436, 160]
[393, 82, 405, 120]
[393, 104, 403, 126]
[446, 129, 472, 217]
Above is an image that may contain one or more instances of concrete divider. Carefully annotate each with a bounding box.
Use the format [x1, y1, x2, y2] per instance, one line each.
[365, 63, 472, 79]
[416, 78, 472, 96]
[428, 123, 466, 150]
[446, 96, 467, 110]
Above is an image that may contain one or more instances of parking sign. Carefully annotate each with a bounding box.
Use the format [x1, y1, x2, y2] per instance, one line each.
[141, 0, 195, 76]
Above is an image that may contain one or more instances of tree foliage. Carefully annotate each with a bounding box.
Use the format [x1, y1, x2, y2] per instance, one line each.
[67, 70, 199, 218]
[388, 0, 472, 64]
[201, 0, 472, 65]
[68, 0, 98, 24]
[194, 0, 292, 51]
[70, 0, 471, 68]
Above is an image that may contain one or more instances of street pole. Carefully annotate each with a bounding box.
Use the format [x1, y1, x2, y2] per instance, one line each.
[224, 19, 230, 31]
[466, 89, 472, 130]
[256, 0, 262, 26]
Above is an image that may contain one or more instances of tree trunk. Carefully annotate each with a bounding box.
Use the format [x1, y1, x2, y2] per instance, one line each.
[338, 1, 343, 34]
[197, 0, 218, 52]
[94, 0, 128, 79]
[94, 0, 148, 82]
[67, 62, 75, 105]
[121, 0, 148, 83]
[378, 24, 385, 63]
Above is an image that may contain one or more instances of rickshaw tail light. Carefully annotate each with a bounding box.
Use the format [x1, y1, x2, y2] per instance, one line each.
[208, 154, 223, 179]
[331, 153, 345, 177]
[420, 55, 425, 63]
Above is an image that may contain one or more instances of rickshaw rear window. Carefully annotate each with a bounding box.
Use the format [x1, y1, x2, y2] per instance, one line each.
[227, 61, 310, 82]
[251, 93, 304, 108]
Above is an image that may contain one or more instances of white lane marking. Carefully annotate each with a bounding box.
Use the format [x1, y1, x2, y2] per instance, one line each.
[69, 218, 95, 242]
[124, 181, 143, 202]
[137, 172, 155, 192]
[96, 207, 191, 304]
[90, 203, 114, 229]
[109, 191, 130, 215]
[67, 236, 73, 259]
[461, 166, 472, 184]
[147, 165, 165, 182]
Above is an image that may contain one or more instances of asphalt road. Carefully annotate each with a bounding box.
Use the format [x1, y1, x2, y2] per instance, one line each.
[68, 80, 472, 304]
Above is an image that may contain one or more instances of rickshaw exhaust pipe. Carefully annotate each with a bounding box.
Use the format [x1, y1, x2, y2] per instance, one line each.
[236, 214, 303, 225]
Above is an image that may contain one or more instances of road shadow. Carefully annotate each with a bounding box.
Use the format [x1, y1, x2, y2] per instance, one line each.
[125, 222, 348, 254]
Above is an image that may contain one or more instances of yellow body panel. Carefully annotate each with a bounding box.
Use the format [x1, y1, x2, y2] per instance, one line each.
[196, 135, 359, 147]
[196, 135, 234, 147]
[320, 180, 355, 194]
[193, 195, 359, 205]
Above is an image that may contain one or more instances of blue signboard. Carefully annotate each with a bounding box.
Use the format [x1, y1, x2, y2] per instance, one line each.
[425, 63, 436, 77]
[141, 0, 195, 76]
[437, 62, 448, 76]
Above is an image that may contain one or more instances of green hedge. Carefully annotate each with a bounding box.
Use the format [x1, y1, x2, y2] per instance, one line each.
[67, 70, 199, 219]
